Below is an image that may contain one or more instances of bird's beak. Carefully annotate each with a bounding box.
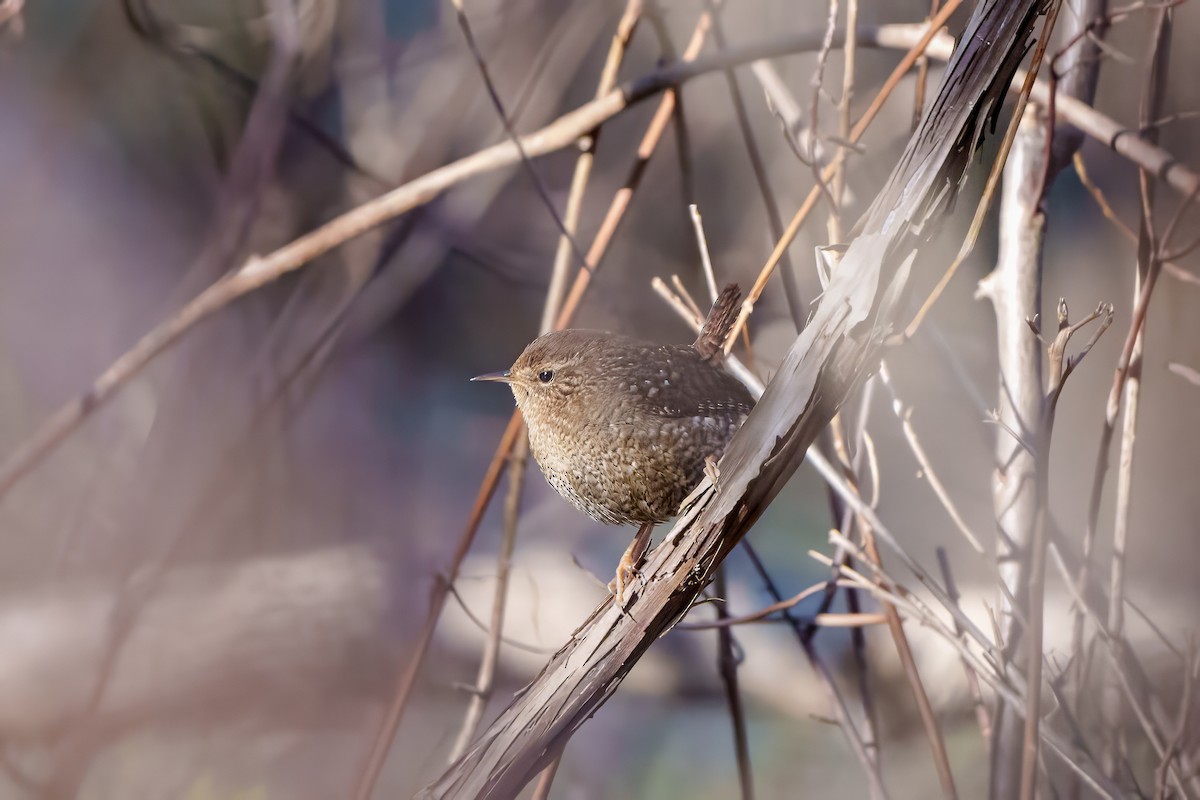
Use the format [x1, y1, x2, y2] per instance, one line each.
[471, 370, 513, 383]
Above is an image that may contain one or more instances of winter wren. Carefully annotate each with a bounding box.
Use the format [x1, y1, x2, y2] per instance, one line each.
[474, 285, 754, 601]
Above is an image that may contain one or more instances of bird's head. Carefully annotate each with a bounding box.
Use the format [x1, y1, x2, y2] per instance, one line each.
[472, 330, 607, 425]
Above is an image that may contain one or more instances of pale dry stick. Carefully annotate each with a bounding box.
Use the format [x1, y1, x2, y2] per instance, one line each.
[671, 274, 705, 320]
[877, 363, 985, 554]
[725, 0, 965, 354]
[713, 569, 755, 800]
[1022, 299, 1114, 800]
[903, 0, 1064, 343]
[683, 608, 887, 630]
[6, 15, 1199, 505]
[1102, 7, 1172, 777]
[448, 433, 529, 763]
[541, 0, 644, 333]
[689, 206, 719, 305]
[705, 0, 804, 323]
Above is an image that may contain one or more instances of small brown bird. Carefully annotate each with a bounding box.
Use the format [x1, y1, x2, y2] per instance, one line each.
[473, 285, 755, 603]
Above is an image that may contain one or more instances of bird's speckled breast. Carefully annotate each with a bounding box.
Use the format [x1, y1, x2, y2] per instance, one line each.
[523, 340, 753, 525]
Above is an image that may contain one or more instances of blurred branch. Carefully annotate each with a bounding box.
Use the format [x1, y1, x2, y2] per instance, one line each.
[1101, 5, 1172, 782]
[0, 0, 23, 39]
[0, 546, 393, 741]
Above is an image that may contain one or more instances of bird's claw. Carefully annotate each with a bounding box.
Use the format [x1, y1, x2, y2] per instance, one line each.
[608, 555, 648, 614]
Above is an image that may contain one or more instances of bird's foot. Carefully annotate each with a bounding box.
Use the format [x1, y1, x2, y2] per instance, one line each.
[609, 522, 654, 615]
[608, 555, 648, 613]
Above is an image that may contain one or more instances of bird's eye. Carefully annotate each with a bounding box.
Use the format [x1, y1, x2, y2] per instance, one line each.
[538, 369, 554, 383]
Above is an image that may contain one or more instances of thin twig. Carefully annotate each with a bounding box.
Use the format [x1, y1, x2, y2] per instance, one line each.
[878, 363, 985, 554]
[740, 544, 890, 800]
[350, 413, 522, 800]
[937, 548, 992, 742]
[706, 0, 804, 324]
[852, 466, 961, 799]
[1102, 5, 1172, 778]
[449, 0, 591, 274]
[448, 433, 529, 763]
[829, 0, 859, 242]
[1153, 639, 1195, 800]
[1022, 299, 1114, 800]
[541, 0, 644, 333]
[726, 0, 964, 353]
[903, 0, 1064, 342]
[713, 569, 754, 800]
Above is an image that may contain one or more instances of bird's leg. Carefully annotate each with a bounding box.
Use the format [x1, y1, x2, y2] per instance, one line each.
[609, 521, 654, 609]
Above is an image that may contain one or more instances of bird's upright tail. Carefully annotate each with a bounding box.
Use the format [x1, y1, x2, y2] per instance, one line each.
[693, 283, 742, 363]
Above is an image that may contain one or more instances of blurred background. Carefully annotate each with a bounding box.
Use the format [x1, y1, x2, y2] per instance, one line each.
[0, 0, 1197, 797]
